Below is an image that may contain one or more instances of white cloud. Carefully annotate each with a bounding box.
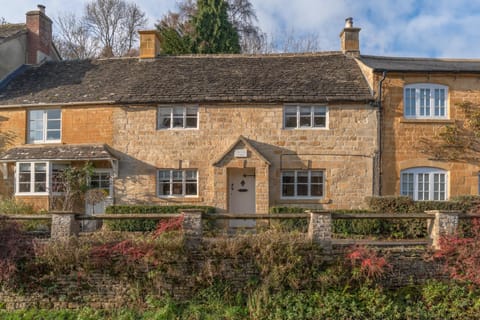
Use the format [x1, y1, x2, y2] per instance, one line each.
[2, 0, 480, 58]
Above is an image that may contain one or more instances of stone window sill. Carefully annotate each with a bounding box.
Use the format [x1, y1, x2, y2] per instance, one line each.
[158, 197, 204, 203]
[276, 198, 331, 205]
[400, 119, 455, 124]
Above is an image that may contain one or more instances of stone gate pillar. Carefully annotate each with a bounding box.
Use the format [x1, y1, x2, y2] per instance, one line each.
[426, 210, 460, 250]
[51, 211, 79, 240]
[307, 211, 332, 252]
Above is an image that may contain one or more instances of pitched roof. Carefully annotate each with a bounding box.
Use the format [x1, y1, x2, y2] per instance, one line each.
[0, 144, 117, 162]
[0, 23, 27, 43]
[213, 135, 271, 166]
[359, 55, 480, 73]
[0, 52, 373, 106]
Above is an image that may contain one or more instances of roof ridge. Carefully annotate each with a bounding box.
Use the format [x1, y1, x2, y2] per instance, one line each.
[361, 54, 480, 62]
[93, 51, 345, 62]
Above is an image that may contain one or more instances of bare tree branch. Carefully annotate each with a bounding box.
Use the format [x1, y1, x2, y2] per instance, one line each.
[54, 0, 147, 59]
[54, 12, 99, 59]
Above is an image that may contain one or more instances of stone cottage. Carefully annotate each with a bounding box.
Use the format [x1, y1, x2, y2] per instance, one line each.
[0, 11, 379, 216]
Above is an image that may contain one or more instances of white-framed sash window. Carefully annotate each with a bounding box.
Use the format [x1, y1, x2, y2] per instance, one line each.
[281, 170, 324, 199]
[401, 167, 448, 201]
[284, 105, 327, 129]
[157, 169, 198, 197]
[157, 106, 198, 129]
[404, 84, 448, 119]
[28, 109, 62, 143]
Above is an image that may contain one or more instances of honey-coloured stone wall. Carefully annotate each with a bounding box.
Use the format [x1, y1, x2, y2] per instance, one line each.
[112, 103, 378, 211]
[377, 73, 480, 197]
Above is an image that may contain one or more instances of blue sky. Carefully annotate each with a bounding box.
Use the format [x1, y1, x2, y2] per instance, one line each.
[3, 0, 480, 58]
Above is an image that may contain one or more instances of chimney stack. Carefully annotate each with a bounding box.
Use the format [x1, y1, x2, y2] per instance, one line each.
[340, 17, 361, 56]
[139, 30, 161, 59]
[26, 4, 53, 64]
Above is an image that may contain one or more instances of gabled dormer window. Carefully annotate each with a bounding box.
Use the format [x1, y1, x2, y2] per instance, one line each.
[404, 84, 448, 119]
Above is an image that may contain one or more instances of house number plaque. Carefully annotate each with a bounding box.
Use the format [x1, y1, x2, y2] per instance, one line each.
[234, 148, 248, 158]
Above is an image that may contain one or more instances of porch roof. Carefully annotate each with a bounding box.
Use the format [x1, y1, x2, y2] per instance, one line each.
[0, 144, 117, 162]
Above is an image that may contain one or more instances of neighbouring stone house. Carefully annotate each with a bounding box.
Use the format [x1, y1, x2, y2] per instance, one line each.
[0, 5, 60, 83]
[0, 10, 379, 216]
[357, 56, 480, 200]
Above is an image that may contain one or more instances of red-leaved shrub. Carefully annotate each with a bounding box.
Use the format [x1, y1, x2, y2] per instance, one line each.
[0, 219, 35, 284]
[435, 218, 480, 285]
[346, 245, 391, 282]
[153, 215, 184, 238]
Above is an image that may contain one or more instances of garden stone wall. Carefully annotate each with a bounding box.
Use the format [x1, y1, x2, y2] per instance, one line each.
[0, 245, 445, 311]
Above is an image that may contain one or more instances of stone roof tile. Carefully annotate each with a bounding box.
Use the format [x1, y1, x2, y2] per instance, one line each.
[0, 53, 373, 105]
[0, 144, 117, 161]
[360, 55, 480, 72]
[0, 23, 27, 42]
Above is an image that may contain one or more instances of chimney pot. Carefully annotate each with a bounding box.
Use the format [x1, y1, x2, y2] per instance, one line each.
[37, 4, 45, 13]
[345, 17, 353, 28]
[340, 17, 360, 56]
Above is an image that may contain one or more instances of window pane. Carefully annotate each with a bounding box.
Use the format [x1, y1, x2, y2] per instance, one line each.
[297, 184, 308, 196]
[282, 184, 294, 197]
[47, 119, 61, 130]
[46, 130, 61, 140]
[171, 183, 183, 195]
[311, 171, 324, 198]
[285, 115, 297, 128]
[158, 170, 170, 180]
[313, 106, 326, 127]
[185, 116, 197, 128]
[158, 170, 171, 196]
[405, 88, 415, 117]
[185, 183, 197, 195]
[172, 107, 184, 128]
[158, 109, 171, 129]
[434, 89, 445, 117]
[433, 173, 446, 200]
[299, 107, 311, 127]
[19, 163, 31, 192]
[34, 163, 46, 192]
[296, 171, 309, 196]
[282, 171, 295, 197]
[401, 173, 414, 198]
[29, 110, 44, 142]
[172, 117, 183, 128]
[284, 107, 297, 128]
[311, 184, 323, 197]
[311, 171, 324, 184]
[172, 170, 183, 181]
[46, 109, 61, 120]
[158, 182, 170, 195]
[282, 171, 295, 184]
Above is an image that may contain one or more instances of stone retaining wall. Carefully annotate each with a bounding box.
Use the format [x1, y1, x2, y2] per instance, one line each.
[0, 245, 445, 311]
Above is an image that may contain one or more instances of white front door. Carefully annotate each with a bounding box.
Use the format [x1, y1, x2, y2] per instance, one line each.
[228, 168, 256, 228]
[83, 170, 113, 231]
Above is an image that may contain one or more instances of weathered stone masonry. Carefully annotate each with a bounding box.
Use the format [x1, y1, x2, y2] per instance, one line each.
[112, 103, 378, 212]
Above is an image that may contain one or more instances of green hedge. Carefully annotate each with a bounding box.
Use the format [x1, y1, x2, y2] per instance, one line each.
[270, 196, 480, 239]
[269, 206, 308, 232]
[104, 205, 216, 232]
[365, 195, 480, 213]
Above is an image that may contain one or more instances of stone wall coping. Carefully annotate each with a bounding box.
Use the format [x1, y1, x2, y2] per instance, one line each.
[424, 210, 462, 215]
[180, 209, 203, 214]
[49, 211, 78, 215]
[305, 210, 331, 215]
